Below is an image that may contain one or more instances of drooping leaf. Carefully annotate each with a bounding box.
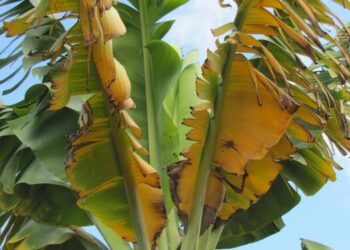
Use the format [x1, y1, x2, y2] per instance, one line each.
[218, 219, 285, 249]
[6, 220, 105, 250]
[168, 50, 298, 234]
[48, 2, 168, 246]
[301, 239, 334, 250]
[0, 85, 102, 249]
[217, 177, 301, 249]
[168, 1, 350, 248]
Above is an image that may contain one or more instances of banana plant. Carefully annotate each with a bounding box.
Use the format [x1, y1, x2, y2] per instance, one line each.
[0, 0, 349, 250]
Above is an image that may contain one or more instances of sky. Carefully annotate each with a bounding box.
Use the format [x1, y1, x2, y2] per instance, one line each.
[0, 1, 350, 250]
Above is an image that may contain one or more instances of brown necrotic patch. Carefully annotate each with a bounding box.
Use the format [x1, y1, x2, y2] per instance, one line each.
[223, 140, 237, 150]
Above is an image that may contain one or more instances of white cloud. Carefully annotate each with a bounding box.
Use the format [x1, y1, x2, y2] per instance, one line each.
[163, 0, 236, 59]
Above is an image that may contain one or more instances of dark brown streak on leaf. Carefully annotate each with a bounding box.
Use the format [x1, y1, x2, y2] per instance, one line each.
[167, 160, 190, 229]
[65, 102, 94, 167]
[223, 140, 237, 150]
[82, 102, 94, 127]
[200, 206, 217, 234]
[214, 208, 244, 229]
[152, 199, 168, 248]
[222, 172, 248, 194]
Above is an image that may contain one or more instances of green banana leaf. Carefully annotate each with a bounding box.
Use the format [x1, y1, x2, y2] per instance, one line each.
[0, 85, 104, 249]
[301, 239, 334, 250]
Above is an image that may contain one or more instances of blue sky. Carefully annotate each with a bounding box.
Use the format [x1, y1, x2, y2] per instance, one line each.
[0, 1, 350, 250]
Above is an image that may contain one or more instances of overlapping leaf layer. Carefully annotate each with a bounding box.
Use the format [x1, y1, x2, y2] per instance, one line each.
[167, 0, 350, 248]
[0, 85, 104, 249]
[0, 0, 349, 249]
